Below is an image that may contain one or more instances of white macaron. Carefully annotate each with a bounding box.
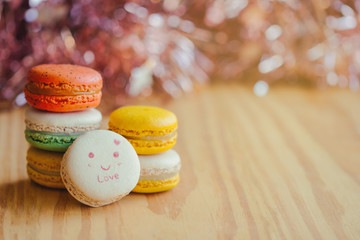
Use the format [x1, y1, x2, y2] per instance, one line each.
[61, 130, 140, 207]
[132, 149, 181, 193]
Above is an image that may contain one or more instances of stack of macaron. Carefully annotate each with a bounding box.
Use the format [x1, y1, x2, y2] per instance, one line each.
[22, 64, 181, 208]
[109, 106, 181, 193]
[24, 64, 103, 189]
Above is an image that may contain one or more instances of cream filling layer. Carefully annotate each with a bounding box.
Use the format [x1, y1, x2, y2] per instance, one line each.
[124, 131, 177, 141]
[26, 84, 101, 96]
[139, 163, 181, 181]
[25, 128, 84, 136]
[139, 172, 178, 181]
[28, 164, 60, 176]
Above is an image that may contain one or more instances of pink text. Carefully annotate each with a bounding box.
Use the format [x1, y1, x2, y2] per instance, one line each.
[97, 173, 120, 183]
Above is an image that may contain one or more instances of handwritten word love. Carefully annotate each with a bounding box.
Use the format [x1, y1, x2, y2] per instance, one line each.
[97, 173, 119, 183]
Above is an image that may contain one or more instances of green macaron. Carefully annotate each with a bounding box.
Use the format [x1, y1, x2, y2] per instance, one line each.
[25, 108, 102, 152]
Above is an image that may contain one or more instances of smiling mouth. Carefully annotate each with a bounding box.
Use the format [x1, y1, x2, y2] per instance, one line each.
[100, 165, 111, 171]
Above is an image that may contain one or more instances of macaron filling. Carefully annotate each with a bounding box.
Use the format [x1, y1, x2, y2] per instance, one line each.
[25, 129, 81, 146]
[124, 131, 177, 141]
[139, 172, 179, 181]
[27, 163, 61, 176]
[25, 84, 101, 96]
[138, 162, 181, 181]
[25, 128, 83, 137]
[108, 121, 177, 138]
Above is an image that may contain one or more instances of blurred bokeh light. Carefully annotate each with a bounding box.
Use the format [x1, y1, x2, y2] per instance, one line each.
[1, 0, 360, 109]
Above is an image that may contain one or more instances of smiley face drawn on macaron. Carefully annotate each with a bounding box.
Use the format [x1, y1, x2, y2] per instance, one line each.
[87, 149, 121, 170]
[85, 139, 126, 183]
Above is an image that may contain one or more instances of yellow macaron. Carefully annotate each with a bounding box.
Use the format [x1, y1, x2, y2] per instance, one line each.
[26, 147, 65, 189]
[109, 106, 177, 155]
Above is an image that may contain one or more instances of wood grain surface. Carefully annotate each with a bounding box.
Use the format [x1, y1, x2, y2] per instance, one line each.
[1, 84, 360, 240]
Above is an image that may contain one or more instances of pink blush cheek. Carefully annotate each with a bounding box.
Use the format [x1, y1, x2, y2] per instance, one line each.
[88, 164, 92, 167]
[113, 151, 119, 158]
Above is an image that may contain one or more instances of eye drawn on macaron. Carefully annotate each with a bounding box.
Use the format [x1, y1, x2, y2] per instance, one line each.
[88, 152, 94, 167]
[113, 151, 122, 166]
[113, 140, 122, 166]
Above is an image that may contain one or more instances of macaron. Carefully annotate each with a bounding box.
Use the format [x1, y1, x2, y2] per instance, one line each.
[26, 147, 65, 189]
[132, 149, 181, 193]
[61, 130, 140, 207]
[25, 107, 102, 152]
[108, 106, 178, 155]
[24, 64, 102, 112]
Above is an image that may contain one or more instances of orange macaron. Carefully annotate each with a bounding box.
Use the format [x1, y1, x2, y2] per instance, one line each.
[24, 64, 102, 112]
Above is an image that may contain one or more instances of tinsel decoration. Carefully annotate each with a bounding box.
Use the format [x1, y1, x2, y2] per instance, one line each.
[0, 0, 360, 108]
[185, 0, 360, 95]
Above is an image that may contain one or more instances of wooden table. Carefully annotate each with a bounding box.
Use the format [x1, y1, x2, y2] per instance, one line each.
[1, 84, 360, 239]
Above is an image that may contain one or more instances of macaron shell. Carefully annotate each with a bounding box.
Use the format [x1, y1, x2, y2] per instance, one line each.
[108, 106, 177, 137]
[126, 133, 177, 155]
[24, 88, 101, 112]
[61, 130, 140, 207]
[27, 165, 65, 189]
[27, 64, 102, 88]
[25, 108, 102, 134]
[25, 130, 78, 152]
[60, 170, 126, 206]
[132, 174, 180, 193]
